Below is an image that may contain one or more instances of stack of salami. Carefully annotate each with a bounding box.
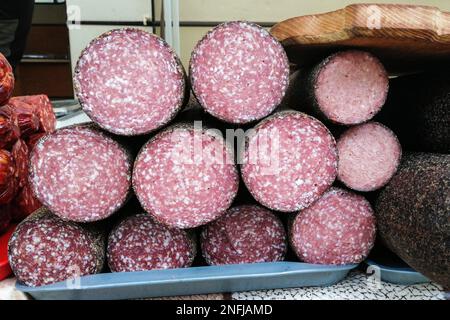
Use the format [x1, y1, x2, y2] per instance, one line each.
[0, 53, 56, 235]
[6, 22, 449, 289]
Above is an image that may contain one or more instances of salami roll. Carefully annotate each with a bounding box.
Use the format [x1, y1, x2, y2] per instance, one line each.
[11, 182, 42, 222]
[286, 50, 388, 125]
[74, 28, 187, 136]
[377, 70, 450, 153]
[0, 105, 20, 149]
[241, 111, 338, 212]
[337, 122, 402, 192]
[0, 150, 17, 205]
[107, 214, 196, 272]
[190, 21, 289, 124]
[0, 53, 14, 106]
[11, 139, 29, 188]
[375, 153, 449, 288]
[29, 125, 132, 222]
[7, 99, 40, 137]
[133, 124, 239, 229]
[201, 205, 286, 265]
[290, 187, 376, 265]
[8, 208, 105, 287]
[10, 95, 56, 134]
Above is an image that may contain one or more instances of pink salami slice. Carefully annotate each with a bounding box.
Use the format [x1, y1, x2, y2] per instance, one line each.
[241, 111, 338, 212]
[190, 21, 289, 124]
[133, 124, 239, 229]
[337, 122, 402, 192]
[29, 125, 132, 222]
[201, 205, 286, 265]
[107, 214, 196, 272]
[8, 208, 105, 287]
[74, 28, 187, 136]
[290, 187, 376, 265]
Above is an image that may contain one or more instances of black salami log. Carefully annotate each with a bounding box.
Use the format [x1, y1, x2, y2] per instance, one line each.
[337, 122, 402, 192]
[133, 124, 239, 229]
[8, 208, 105, 287]
[0, 53, 14, 106]
[29, 125, 132, 222]
[190, 21, 289, 124]
[107, 214, 196, 272]
[284, 50, 388, 125]
[200, 205, 286, 265]
[375, 153, 450, 288]
[74, 28, 187, 136]
[290, 187, 376, 265]
[241, 110, 338, 212]
[376, 70, 450, 153]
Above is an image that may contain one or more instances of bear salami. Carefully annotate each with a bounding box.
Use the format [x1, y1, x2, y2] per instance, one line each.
[107, 214, 196, 272]
[201, 205, 286, 265]
[190, 21, 289, 124]
[29, 125, 132, 222]
[74, 28, 187, 136]
[241, 111, 338, 212]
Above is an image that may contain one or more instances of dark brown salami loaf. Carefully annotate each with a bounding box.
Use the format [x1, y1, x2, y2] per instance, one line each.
[107, 214, 196, 272]
[376, 70, 450, 153]
[190, 21, 289, 124]
[0, 149, 17, 205]
[290, 187, 376, 265]
[8, 208, 105, 287]
[241, 110, 338, 212]
[0, 53, 14, 106]
[133, 124, 239, 229]
[336, 122, 402, 192]
[200, 205, 286, 265]
[284, 50, 388, 125]
[375, 153, 450, 288]
[74, 28, 187, 136]
[29, 125, 132, 222]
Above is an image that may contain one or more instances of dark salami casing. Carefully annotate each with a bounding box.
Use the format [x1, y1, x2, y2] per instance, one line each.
[375, 153, 450, 288]
[376, 70, 450, 153]
[0, 53, 14, 106]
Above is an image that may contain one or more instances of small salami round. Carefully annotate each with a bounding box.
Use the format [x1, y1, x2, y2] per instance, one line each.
[0, 53, 14, 106]
[190, 21, 289, 124]
[0, 149, 17, 205]
[241, 111, 338, 212]
[10, 95, 56, 134]
[11, 139, 29, 188]
[74, 28, 187, 136]
[107, 214, 196, 272]
[337, 122, 402, 192]
[290, 187, 376, 265]
[8, 208, 105, 287]
[7, 99, 40, 137]
[201, 205, 286, 265]
[133, 124, 239, 229]
[29, 125, 132, 222]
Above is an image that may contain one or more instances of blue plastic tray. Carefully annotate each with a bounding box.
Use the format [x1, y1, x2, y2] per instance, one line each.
[16, 262, 357, 300]
[365, 259, 429, 285]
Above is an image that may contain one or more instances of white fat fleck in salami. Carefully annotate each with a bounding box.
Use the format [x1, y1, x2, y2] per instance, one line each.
[337, 122, 402, 192]
[241, 111, 338, 212]
[314, 50, 388, 125]
[29, 126, 132, 222]
[107, 214, 196, 272]
[190, 21, 289, 124]
[74, 28, 186, 136]
[133, 124, 239, 229]
[201, 205, 286, 265]
[8, 209, 105, 287]
[290, 187, 376, 265]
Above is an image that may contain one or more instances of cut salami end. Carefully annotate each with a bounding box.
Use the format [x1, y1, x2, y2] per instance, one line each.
[337, 122, 402, 192]
[29, 125, 132, 222]
[8, 208, 105, 287]
[0, 53, 14, 106]
[241, 111, 338, 212]
[10, 95, 56, 134]
[107, 214, 196, 273]
[201, 205, 286, 266]
[290, 187, 376, 265]
[133, 124, 239, 229]
[11, 140, 29, 188]
[190, 21, 289, 124]
[313, 50, 388, 125]
[74, 28, 187, 136]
